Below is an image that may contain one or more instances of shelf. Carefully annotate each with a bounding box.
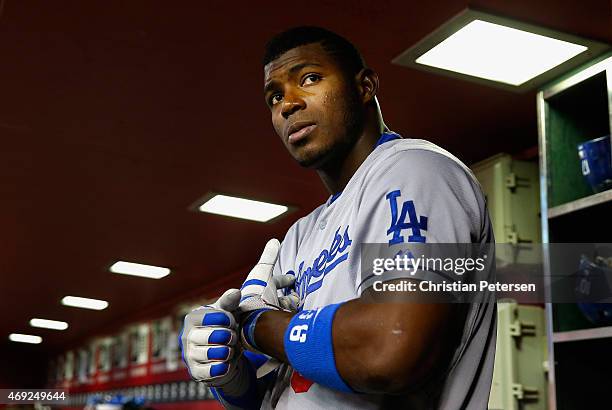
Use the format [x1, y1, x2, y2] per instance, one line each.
[548, 189, 612, 219]
[543, 54, 612, 99]
[538, 53, 612, 410]
[553, 325, 612, 343]
[554, 337, 612, 409]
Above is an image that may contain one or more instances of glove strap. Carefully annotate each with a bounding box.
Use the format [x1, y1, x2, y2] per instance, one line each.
[240, 308, 271, 353]
[210, 354, 260, 410]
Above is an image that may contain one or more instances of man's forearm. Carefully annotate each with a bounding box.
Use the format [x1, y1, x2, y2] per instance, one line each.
[253, 310, 292, 362]
[251, 298, 459, 394]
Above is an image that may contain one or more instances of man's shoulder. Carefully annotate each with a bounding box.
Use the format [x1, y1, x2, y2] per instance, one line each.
[377, 138, 472, 173]
[364, 137, 480, 188]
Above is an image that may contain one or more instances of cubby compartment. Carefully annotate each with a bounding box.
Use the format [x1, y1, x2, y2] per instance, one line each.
[538, 53, 612, 409]
[544, 70, 611, 208]
[554, 338, 612, 410]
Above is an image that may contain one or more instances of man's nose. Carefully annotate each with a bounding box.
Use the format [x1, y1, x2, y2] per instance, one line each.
[281, 92, 305, 119]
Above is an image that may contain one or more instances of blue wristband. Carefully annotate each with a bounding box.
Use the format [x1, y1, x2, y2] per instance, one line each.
[283, 303, 353, 393]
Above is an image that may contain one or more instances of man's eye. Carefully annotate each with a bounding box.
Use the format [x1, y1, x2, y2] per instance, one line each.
[302, 74, 321, 86]
[270, 94, 283, 106]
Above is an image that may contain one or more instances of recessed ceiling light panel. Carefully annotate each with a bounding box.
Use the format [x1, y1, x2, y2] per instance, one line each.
[30, 318, 69, 330]
[110, 261, 170, 279]
[415, 20, 587, 86]
[9, 333, 42, 344]
[393, 9, 610, 91]
[61, 296, 108, 310]
[198, 194, 289, 222]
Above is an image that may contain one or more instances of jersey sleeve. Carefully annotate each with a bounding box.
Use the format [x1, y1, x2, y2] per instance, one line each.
[354, 148, 490, 295]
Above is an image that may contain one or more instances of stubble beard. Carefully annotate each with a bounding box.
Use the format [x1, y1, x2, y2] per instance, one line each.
[296, 88, 364, 169]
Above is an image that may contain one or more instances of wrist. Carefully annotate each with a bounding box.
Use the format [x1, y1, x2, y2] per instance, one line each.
[240, 308, 271, 353]
[210, 355, 260, 409]
[283, 303, 353, 393]
[252, 310, 292, 361]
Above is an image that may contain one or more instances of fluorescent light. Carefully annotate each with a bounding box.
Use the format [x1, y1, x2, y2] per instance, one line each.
[30, 318, 69, 330]
[61, 296, 108, 311]
[9, 333, 42, 344]
[415, 20, 587, 86]
[392, 9, 610, 92]
[198, 194, 288, 222]
[110, 261, 170, 279]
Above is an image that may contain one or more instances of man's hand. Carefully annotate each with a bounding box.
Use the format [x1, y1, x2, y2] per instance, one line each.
[233, 239, 297, 380]
[238, 239, 295, 350]
[239, 239, 295, 313]
[278, 288, 300, 311]
[180, 239, 298, 389]
[180, 288, 242, 387]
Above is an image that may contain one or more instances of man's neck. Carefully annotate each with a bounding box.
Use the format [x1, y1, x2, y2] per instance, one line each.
[316, 119, 386, 195]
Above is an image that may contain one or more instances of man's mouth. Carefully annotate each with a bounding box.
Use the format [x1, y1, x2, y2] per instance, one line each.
[286, 122, 317, 144]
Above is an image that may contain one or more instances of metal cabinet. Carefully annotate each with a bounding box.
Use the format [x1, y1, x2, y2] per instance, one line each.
[537, 53, 612, 410]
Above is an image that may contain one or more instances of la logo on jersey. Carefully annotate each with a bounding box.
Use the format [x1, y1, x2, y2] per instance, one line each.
[386, 190, 428, 244]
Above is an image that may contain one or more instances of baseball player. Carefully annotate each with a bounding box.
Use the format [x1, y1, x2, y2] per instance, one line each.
[180, 26, 496, 409]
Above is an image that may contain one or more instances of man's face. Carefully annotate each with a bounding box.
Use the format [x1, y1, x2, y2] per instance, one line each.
[264, 43, 363, 168]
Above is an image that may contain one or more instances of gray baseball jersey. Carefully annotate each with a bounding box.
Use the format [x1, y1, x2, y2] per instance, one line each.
[263, 132, 496, 409]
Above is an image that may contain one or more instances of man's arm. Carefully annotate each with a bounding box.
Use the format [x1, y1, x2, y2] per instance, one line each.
[252, 281, 466, 394]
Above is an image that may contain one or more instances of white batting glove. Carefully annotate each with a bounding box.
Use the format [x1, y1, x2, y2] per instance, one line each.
[239, 239, 295, 312]
[180, 288, 247, 391]
[278, 288, 300, 311]
[238, 239, 297, 376]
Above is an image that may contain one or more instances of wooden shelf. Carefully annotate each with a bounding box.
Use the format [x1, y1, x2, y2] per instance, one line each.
[553, 325, 612, 343]
[547, 189, 612, 219]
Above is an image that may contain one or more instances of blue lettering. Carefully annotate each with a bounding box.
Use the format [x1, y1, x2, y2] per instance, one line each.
[328, 228, 342, 259]
[292, 225, 352, 303]
[386, 190, 428, 244]
[339, 226, 352, 252]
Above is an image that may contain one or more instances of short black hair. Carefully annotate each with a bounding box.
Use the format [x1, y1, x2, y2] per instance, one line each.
[263, 26, 365, 75]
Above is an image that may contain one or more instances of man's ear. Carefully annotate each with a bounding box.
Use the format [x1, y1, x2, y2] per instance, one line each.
[355, 68, 379, 104]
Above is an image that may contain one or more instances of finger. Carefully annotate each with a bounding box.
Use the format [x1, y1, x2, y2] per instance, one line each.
[184, 307, 236, 329]
[241, 239, 280, 297]
[278, 297, 291, 311]
[214, 288, 241, 312]
[257, 238, 280, 265]
[190, 362, 230, 381]
[188, 328, 237, 346]
[279, 293, 300, 311]
[273, 274, 295, 289]
[189, 345, 232, 362]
